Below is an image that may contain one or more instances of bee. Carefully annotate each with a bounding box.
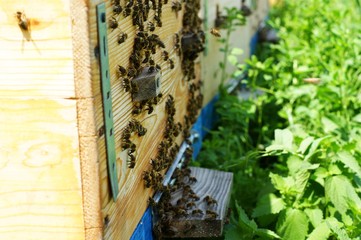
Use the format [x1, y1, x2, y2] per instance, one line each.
[117, 31, 128, 44]
[148, 21, 155, 32]
[122, 78, 131, 92]
[203, 195, 218, 206]
[148, 197, 157, 207]
[130, 81, 139, 94]
[137, 125, 147, 137]
[132, 106, 142, 115]
[171, 1, 182, 12]
[127, 68, 137, 78]
[122, 129, 131, 140]
[122, 141, 131, 150]
[142, 50, 151, 64]
[113, 4, 123, 15]
[176, 197, 187, 206]
[126, 0, 134, 8]
[16, 11, 29, 31]
[168, 58, 175, 69]
[186, 202, 196, 209]
[205, 210, 218, 219]
[164, 0, 168, 3]
[109, 17, 118, 30]
[146, 102, 154, 114]
[192, 209, 203, 216]
[123, 7, 131, 17]
[150, 0, 157, 10]
[129, 142, 136, 153]
[117, 65, 127, 77]
[162, 51, 169, 61]
[210, 28, 221, 37]
[188, 176, 197, 184]
[128, 153, 136, 168]
[175, 208, 188, 217]
[98, 125, 105, 137]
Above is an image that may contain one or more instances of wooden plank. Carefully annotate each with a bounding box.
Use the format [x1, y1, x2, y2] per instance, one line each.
[87, 0, 200, 239]
[159, 167, 233, 238]
[0, 98, 85, 240]
[0, 0, 75, 98]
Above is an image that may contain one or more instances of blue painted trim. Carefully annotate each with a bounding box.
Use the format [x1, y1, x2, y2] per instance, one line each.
[130, 207, 153, 240]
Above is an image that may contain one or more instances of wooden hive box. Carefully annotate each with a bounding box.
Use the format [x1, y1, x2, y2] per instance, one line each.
[0, 0, 204, 239]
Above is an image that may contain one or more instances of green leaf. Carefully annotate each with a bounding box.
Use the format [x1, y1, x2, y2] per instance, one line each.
[235, 202, 258, 231]
[307, 222, 331, 240]
[228, 55, 238, 66]
[321, 117, 339, 133]
[270, 173, 295, 195]
[294, 169, 310, 200]
[337, 151, 361, 177]
[326, 219, 351, 240]
[224, 225, 244, 240]
[325, 175, 361, 214]
[266, 129, 294, 153]
[297, 136, 314, 155]
[276, 208, 309, 240]
[255, 228, 281, 239]
[231, 48, 244, 55]
[352, 114, 361, 123]
[252, 193, 286, 218]
[304, 208, 323, 228]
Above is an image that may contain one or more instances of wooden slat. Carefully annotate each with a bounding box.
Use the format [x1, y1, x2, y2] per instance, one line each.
[162, 167, 233, 238]
[0, 99, 85, 240]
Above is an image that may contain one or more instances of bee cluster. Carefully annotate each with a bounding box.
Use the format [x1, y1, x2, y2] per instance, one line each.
[121, 119, 147, 168]
[151, 163, 221, 237]
[143, 94, 183, 191]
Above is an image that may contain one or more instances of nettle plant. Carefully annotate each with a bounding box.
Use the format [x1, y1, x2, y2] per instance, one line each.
[239, 0, 361, 239]
[199, 0, 361, 239]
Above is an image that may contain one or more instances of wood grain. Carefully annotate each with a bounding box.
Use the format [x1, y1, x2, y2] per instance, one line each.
[87, 0, 193, 239]
[0, 99, 85, 240]
[0, 0, 75, 98]
[163, 167, 233, 238]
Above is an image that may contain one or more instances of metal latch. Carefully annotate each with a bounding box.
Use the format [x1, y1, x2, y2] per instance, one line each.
[96, 3, 119, 201]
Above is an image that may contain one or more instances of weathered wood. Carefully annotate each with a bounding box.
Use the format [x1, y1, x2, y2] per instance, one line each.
[162, 167, 233, 238]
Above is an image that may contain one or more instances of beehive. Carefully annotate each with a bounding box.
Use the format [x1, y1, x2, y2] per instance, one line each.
[0, 0, 204, 239]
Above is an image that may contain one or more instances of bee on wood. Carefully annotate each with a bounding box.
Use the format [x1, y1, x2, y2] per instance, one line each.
[175, 208, 188, 217]
[126, 0, 134, 8]
[146, 102, 154, 114]
[122, 129, 131, 141]
[188, 176, 197, 184]
[186, 202, 196, 209]
[192, 209, 203, 216]
[117, 31, 128, 44]
[16, 11, 29, 31]
[122, 78, 131, 92]
[127, 68, 137, 78]
[122, 141, 131, 150]
[142, 50, 151, 64]
[128, 153, 136, 168]
[205, 210, 218, 219]
[98, 125, 105, 137]
[210, 28, 221, 37]
[113, 4, 123, 15]
[189, 193, 199, 201]
[143, 171, 152, 188]
[148, 197, 157, 207]
[130, 81, 139, 95]
[123, 6, 131, 17]
[150, 0, 157, 10]
[168, 58, 175, 69]
[171, 1, 182, 12]
[137, 125, 147, 137]
[161, 51, 169, 61]
[148, 21, 155, 32]
[109, 17, 118, 30]
[117, 65, 127, 77]
[203, 195, 218, 206]
[164, 0, 168, 4]
[176, 197, 187, 206]
[129, 142, 136, 154]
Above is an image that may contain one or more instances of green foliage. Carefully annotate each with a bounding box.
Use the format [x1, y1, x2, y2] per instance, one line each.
[196, 0, 361, 239]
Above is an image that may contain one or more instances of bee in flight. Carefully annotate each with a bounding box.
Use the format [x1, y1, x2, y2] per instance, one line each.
[210, 28, 221, 37]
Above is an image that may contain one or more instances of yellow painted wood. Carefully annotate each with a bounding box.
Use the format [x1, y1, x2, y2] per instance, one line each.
[0, 99, 85, 240]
